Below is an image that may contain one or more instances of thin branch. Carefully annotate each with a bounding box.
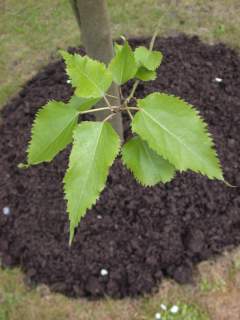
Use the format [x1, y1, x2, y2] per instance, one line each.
[103, 113, 116, 122]
[103, 94, 113, 110]
[126, 108, 133, 120]
[125, 80, 139, 104]
[105, 93, 119, 100]
[149, 16, 163, 51]
[127, 107, 140, 111]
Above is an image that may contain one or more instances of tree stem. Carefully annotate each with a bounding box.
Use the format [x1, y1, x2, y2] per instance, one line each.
[71, 0, 123, 140]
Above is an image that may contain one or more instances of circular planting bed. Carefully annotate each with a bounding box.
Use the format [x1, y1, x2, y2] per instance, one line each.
[0, 35, 240, 298]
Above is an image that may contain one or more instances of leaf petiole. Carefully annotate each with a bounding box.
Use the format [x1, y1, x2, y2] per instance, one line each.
[79, 106, 117, 115]
[126, 108, 133, 120]
[103, 94, 113, 109]
[105, 93, 119, 100]
[103, 113, 116, 123]
[129, 106, 139, 110]
[125, 80, 139, 104]
[78, 105, 139, 115]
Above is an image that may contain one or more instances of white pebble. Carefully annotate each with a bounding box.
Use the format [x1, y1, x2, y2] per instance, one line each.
[160, 304, 167, 311]
[2, 207, 10, 216]
[97, 215, 102, 219]
[100, 268, 108, 276]
[170, 305, 179, 314]
[215, 77, 223, 83]
[67, 79, 71, 84]
[155, 312, 161, 320]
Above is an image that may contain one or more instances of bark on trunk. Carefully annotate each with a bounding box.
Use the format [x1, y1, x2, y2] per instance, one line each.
[69, 0, 123, 140]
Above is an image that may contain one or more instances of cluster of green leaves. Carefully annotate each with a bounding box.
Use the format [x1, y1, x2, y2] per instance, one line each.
[22, 39, 223, 244]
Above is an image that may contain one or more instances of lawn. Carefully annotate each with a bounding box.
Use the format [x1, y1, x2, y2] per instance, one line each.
[1, 0, 240, 319]
[0, 0, 240, 107]
[1, 249, 240, 320]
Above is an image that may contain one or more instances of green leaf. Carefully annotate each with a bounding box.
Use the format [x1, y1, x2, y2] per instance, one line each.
[64, 121, 120, 243]
[27, 101, 79, 165]
[132, 93, 223, 180]
[114, 43, 123, 55]
[109, 41, 138, 85]
[68, 95, 100, 112]
[134, 46, 163, 71]
[135, 66, 156, 81]
[122, 136, 175, 186]
[61, 51, 112, 98]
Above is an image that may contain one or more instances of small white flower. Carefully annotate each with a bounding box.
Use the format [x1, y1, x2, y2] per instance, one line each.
[160, 304, 167, 311]
[2, 207, 10, 216]
[67, 79, 71, 84]
[100, 268, 108, 276]
[155, 312, 161, 320]
[215, 77, 223, 83]
[170, 305, 179, 314]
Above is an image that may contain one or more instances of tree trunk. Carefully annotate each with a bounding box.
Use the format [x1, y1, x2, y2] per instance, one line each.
[69, 0, 123, 140]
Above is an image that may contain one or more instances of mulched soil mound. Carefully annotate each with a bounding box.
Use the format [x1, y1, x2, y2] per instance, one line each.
[0, 35, 240, 298]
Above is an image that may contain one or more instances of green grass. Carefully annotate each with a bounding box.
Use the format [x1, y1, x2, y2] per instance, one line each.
[139, 297, 210, 320]
[228, 252, 240, 280]
[1, 0, 240, 106]
[233, 256, 240, 270]
[0, 269, 24, 320]
[0, 268, 211, 320]
[199, 278, 226, 294]
[154, 302, 209, 320]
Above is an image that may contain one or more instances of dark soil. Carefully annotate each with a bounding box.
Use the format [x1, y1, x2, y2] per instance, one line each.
[0, 35, 240, 299]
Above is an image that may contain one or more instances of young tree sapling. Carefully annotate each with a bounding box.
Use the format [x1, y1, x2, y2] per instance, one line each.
[20, 37, 224, 244]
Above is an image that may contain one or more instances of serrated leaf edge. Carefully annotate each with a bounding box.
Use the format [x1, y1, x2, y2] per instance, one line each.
[133, 93, 223, 180]
[61, 51, 112, 98]
[109, 41, 137, 85]
[134, 46, 163, 71]
[63, 121, 121, 243]
[135, 67, 157, 81]
[121, 136, 176, 187]
[27, 100, 79, 165]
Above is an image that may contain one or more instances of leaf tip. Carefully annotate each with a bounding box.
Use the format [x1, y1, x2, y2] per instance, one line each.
[69, 226, 75, 246]
[59, 49, 68, 59]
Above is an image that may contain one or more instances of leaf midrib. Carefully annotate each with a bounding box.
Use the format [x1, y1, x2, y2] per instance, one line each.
[119, 45, 128, 83]
[71, 123, 103, 222]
